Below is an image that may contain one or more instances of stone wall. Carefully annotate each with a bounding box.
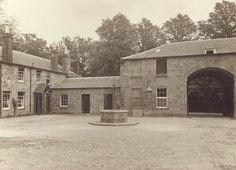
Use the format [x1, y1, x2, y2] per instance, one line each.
[0, 64, 66, 117]
[120, 54, 236, 117]
[51, 88, 121, 115]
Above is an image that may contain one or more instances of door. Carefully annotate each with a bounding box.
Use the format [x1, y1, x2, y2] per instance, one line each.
[34, 93, 42, 115]
[82, 94, 90, 113]
[46, 93, 50, 114]
[104, 94, 113, 110]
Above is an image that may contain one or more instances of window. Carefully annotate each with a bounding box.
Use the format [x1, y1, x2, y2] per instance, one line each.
[46, 73, 50, 84]
[17, 92, 25, 109]
[156, 58, 167, 74]
[36, 70, 42, 83]
[18, 67, 24, 82]
[3, 91, 11, 109]
[156, 88, 168, 108]
[131, 61, 141, 77]
[205, 49, 216, 54]
[131, 89, 142, 108]
[60, 94, 68, 107]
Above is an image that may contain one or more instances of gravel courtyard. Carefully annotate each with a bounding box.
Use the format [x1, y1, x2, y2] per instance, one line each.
[0, 115, 236, 170]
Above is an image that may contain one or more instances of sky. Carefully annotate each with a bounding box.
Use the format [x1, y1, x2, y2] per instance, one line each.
[3, 0, 227, 43]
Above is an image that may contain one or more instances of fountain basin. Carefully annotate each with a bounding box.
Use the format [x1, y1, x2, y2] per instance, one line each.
[100, 110, 128, 123]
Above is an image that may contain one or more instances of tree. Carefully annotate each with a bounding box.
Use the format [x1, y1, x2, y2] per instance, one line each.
[162, 14, 197, 42]
[63, 36, 94, 76]
[198, 0, 236, 39]
[133, 18, 165, 52]
[13, 33, 50, 58]
[90, 13, 136, 76]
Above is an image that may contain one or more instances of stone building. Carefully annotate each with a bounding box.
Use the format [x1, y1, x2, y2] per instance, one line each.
[1, 24, 236, 118]
[121, 38, 236, 117]
[0, 29, 77, 118]
[51, 76, 121, 114]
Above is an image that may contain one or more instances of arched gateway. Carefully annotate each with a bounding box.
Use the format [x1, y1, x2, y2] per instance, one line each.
[187, 67, 234, 117]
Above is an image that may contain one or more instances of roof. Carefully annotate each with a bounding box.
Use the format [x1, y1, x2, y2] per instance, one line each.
[34, 84, 49, 93]
[0, 47, 78, 77]
[122, 37, 236, 60]
[53, 76, 120, 89]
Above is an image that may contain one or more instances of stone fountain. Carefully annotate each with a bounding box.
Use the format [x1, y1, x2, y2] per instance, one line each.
[89, 110, 139, 126]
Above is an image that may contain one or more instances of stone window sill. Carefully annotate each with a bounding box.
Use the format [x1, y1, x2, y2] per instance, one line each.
[156, 74, 168, 78]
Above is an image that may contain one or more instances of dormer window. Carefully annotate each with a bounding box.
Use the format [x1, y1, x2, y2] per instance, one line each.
[205, 48, 216, 54]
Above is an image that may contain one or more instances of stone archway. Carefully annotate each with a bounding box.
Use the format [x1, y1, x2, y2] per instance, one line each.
[187, 67, 234, 117]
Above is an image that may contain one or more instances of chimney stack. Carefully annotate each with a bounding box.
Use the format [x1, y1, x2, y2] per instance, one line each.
[2, 24, 13, 63]
[62, 46, 71, 75]
[62, 55, 71, 75]
[51, 55, 58, 71]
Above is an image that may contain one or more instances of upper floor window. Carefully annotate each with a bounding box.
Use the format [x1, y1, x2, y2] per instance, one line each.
[18, 67, 24, 82]
[205, 48, 216, 54]
[17, 92, 25, 109]
[3, 91, 11, 109]
[156, 58, 167, 75]
[60, 94, 68, 107]
[46, 73, 50, 84]
[36, 70, 42, 83]
[156, 88, 168, 108]
[131, 61, 141, 77]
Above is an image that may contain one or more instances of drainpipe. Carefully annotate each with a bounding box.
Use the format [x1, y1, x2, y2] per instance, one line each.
[0, 63, 2, 117]
[29, 67, 32, 115]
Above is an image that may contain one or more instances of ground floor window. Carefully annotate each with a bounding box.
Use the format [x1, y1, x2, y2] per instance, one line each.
[18, 92, 25, 109]
[131, 88, 142, 108]
[156, 88, 168, 108]
[60, 94, 68, 107]
[3, 91, 11, 109]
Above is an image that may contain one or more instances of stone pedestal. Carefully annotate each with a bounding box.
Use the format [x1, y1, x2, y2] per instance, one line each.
[100, 110, 128, 123]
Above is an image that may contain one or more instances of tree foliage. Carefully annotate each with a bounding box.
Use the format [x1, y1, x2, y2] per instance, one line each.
[89, 13, 137, 76]
[162, 14, 197, 42]
[133, 18, 165, 52]
[198, 0, 236, 39]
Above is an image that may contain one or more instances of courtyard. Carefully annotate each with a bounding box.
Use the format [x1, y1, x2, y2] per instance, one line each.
[0, 115, 235, 170]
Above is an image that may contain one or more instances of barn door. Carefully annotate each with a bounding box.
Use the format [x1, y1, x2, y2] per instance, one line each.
[82, 94, 90, 113]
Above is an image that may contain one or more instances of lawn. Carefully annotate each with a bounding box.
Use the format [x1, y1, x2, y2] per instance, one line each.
[0, 115, 235, 170]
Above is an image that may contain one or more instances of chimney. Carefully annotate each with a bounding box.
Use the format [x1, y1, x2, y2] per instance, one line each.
[2, 24, 13, 63]
[62, 55, 71, 75]
[51, 55, 58, 71]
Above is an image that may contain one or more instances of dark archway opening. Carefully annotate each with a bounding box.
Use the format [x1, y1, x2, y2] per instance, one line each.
[187, 68, 234, 117]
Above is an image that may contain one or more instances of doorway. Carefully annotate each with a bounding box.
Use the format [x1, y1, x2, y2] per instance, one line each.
[104, 94, 113, 110]
[34, 93, 42, 115]
[82, 94, 90, 113]
[187, 67, 234, 117]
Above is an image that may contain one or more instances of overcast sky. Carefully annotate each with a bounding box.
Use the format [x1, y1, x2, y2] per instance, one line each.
[3, 0, 226, 43]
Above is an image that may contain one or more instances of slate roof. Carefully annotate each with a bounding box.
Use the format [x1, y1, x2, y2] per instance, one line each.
[34, 83, 49, 93]
[122, 37, 236, 60]
[0, 47, 78, 77]
[53, 76, 120, 89]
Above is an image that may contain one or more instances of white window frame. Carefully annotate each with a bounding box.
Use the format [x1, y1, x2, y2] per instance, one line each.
[156, 88, 168, 109]
[2, 91, 11, 110]
[18, 67, 24, 82]
[60, 94, 68, 108]
[17, 92, 25, 109]
[36, 70, 42, 83]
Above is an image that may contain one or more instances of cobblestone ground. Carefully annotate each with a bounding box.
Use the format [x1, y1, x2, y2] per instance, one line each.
[0, 115, 236, 170]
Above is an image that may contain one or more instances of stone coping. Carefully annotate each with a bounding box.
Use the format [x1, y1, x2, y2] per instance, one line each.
[88, 121, 139, 126]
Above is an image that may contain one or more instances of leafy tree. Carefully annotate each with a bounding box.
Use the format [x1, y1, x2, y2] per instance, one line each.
[198, 0, 236, 39]
[133, 18, 165, 52]
[90, 13, 137, 76]
[63, 36, 94, 76]
[13, 33, 50, 58]
[162, 14, 197, 42]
